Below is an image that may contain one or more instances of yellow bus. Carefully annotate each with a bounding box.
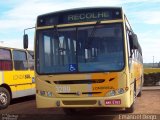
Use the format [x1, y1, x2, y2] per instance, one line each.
[24, 7, 143, 113]
[0, 47, 35, 109]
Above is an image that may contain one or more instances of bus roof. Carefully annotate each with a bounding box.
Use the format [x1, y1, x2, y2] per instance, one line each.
[37, 7, 123, 27]
[38, 7, 122, 17]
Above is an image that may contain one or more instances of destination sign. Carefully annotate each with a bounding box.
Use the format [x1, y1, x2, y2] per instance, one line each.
[37, 8, 122, 27]
[67, 11, 110, 23]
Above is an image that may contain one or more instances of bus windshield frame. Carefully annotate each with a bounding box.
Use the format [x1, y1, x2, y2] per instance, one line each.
[35, 22, 125, 74]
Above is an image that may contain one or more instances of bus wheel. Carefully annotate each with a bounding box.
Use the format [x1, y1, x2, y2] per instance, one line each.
[137, 89, 142, 97]
[137, 80, 143, 97]
[125, 103, 135, 113]
[0, 87, 11, 109]
[125, 83, 136, 113]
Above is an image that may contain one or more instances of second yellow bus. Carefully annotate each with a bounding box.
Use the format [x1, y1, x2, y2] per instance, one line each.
[0, 47, 35, 109]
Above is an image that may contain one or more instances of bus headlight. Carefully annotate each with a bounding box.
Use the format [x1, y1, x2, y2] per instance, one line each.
[40, 91, 45, 96]
[47, 91, 52, 97]
[39, 91, 53, 97]
[106, 87, 128, 97]
[118, 88, 124, 94]
[110, 90, 116, 96]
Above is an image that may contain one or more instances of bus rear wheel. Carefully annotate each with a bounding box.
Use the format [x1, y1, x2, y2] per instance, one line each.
[0, 87, 11, 109]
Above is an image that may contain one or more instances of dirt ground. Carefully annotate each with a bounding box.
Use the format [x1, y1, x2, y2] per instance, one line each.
[0, 89, 160, 120]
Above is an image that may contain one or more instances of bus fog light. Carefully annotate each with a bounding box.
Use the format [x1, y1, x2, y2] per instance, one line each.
[56, 101, 60, 107]
[40, 91, 45, 96]
[98, 100, 102, 106]
[118, 88, 124, 94]
[110, 90, 116, 96]
[125, 87, 129, 91]
[47, 92, 52, 97]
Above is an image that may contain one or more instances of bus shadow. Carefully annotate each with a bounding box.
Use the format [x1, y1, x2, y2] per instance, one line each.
[10, 95, 35, 105]
[60, 108, 127, 120]
[19, 115, 118, 120]
[72, 108, 127, 115]
[27, 108, 125, 120]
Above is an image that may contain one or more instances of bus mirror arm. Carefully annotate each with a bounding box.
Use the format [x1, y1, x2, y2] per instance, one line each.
[28, 51, 34, 59]
[23, 27, 35, 49]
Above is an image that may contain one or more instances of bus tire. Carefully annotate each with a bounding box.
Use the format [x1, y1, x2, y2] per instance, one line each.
[137, 89, 142, 97]
[125, 103, 135, 113]
[125, 82, 136, 113]
[0, 87, 11, 109]
[137, 79, 143, 97]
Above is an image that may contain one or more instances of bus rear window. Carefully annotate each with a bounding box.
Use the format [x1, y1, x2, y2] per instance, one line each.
[0, 48, 13, 70]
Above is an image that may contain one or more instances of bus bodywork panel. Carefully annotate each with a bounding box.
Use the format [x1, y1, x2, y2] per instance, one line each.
[0, 70, 35, 98]
[36, 90, 130, 108]
[35, 71, 131, 108]
[130, 60, 143, 94]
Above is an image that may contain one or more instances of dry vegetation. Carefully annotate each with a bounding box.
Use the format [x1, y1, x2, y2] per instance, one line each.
[144, 68, 160, 86]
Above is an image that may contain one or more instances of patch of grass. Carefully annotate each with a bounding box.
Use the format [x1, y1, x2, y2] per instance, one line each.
[144, 68, 160, 74]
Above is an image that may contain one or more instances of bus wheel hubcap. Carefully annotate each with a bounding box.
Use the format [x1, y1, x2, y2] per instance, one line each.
[0, 92, 7, 105]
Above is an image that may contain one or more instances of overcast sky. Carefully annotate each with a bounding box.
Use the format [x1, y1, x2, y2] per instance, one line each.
[0, 0, 160, 63]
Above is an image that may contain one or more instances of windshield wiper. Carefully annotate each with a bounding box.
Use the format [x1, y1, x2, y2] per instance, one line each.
[54, 25, 60, 42]
[53, 25, 63, 65]
[85, 21, 101, 48]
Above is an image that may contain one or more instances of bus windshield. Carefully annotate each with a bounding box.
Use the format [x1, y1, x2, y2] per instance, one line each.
[36, 23, 124, 74]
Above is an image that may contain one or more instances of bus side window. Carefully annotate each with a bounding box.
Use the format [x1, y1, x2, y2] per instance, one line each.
[0, 48, 13, 70]
[126, 30, 131, 58]
[13, 50, 28, 70]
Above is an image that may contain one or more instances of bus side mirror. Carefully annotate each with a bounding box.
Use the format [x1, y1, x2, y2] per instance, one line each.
[23, 34, 28, 49]
[129, 34, 138, 50]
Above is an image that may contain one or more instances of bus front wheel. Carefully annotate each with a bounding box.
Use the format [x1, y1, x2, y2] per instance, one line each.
[0, 87, 11, 109]
[125, 103, 135, 113]
[137, 79, 143, 97]
[137, 89, 142, 97]
[125, 83, 136, 113]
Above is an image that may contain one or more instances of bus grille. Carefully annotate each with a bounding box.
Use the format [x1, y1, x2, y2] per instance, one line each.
[58, 92, 101, 95]
[62, 100, 97, 105]
[54, 79, 105, 84]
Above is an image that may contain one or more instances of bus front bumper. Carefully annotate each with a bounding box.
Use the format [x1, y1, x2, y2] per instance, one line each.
[36, 90, 131, 108]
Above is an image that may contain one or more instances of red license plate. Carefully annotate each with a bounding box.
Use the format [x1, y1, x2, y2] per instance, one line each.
[105, 99, 121, 105]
